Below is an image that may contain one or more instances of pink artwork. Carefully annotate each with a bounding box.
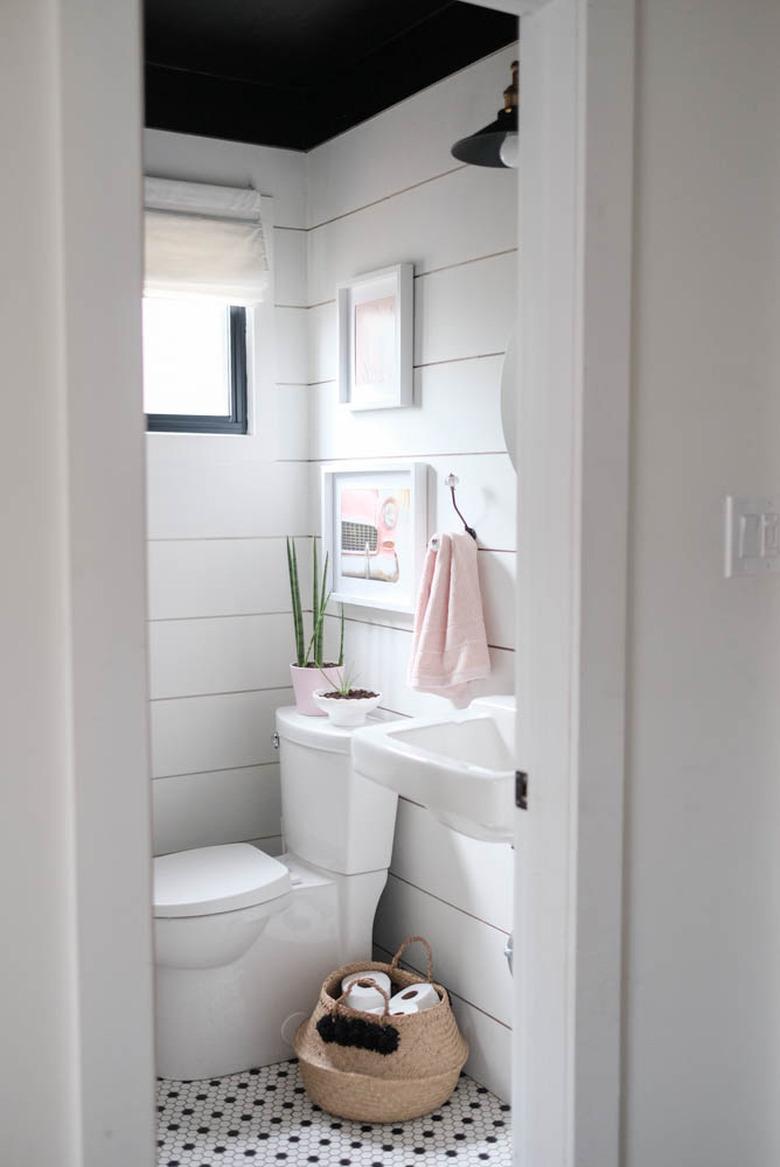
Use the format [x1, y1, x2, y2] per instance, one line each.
[339, 486, 411, 585]
[337, 265, 412, 411]
[354, 295, 396, 388]
[323, 463, 426, 613]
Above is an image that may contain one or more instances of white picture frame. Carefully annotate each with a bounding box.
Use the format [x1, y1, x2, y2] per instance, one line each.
[337, 263, 414, 411]
[321, 461, 428, 614]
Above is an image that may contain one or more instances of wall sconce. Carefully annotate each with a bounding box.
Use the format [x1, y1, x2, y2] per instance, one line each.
[451, 60, 518, 169]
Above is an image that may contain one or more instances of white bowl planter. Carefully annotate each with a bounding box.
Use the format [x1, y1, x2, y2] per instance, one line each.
[312, 689, 383, 728]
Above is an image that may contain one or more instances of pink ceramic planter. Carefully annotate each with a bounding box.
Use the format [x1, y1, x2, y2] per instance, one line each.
[289, 664, 344, 716]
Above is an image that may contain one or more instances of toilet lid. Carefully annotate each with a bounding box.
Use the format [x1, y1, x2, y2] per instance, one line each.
[154, 844, 292, 918]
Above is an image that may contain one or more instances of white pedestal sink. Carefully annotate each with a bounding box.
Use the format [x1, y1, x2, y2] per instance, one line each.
[351, 695, 516, 843]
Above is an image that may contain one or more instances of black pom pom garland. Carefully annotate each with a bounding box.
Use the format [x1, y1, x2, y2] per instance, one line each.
[315, 1013, 400, 1056]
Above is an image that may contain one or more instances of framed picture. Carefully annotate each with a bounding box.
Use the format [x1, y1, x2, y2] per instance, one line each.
[321, 462, 428, 613]
[337, 263, 414, 411]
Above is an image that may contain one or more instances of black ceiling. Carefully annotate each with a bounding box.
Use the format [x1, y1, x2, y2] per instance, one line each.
[144, 1, 517, 151]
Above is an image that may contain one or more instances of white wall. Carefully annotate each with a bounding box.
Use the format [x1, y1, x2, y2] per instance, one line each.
[143, 131, 311, 858]
[624, 2, 780, 1163]
[1, 6, 82, 1161]
[306, 46, 518, 1100]
[1, 0, 155, 1163]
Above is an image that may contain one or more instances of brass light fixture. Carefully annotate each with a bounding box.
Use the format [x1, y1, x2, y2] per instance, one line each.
[451, 60, 518, 169]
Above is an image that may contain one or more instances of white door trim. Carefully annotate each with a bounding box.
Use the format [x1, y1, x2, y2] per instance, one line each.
[513, 1, 635, 1164]
[58, 1, 156, 1162]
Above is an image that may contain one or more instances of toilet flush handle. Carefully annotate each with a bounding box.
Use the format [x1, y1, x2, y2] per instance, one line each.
[272, 731, 280, 751]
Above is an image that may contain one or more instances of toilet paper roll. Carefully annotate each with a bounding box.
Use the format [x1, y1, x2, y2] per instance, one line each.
[366, 1001, 420, 1017]
[341, 970, 392, 996]
[342, 980, 388, 1013]
[387, 999, 421, 1017]
[389, 982, 440, 1013]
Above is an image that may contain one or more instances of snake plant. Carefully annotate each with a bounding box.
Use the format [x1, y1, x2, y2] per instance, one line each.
[286, 536, 345, 668]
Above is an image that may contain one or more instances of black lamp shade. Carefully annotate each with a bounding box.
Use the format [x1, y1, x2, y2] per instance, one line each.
[451, 106, 518, 168]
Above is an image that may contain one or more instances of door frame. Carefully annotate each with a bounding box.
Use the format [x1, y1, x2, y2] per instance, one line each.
[24, 0, 634, 1162]
[3, 0, 156, 1163]
[491, 0, 635, 1164]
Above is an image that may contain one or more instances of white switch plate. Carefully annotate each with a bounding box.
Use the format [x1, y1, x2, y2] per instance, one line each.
[725, 496, 780, 577]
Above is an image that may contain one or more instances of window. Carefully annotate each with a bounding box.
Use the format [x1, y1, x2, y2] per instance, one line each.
[143, 298, 248, 434]
[142, 176, 271, 436]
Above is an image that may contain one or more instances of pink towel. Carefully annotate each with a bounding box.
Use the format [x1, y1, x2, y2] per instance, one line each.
[407, 532, 491, 702]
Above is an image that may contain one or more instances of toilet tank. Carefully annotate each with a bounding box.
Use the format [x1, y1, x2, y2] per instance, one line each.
[275, 707, 399, 876]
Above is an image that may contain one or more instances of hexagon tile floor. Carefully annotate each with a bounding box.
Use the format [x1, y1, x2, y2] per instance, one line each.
[156, 1060, 511, 1167]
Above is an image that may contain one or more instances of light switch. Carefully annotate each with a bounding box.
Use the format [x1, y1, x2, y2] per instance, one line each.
[761, 513, 780, 558]
[739, 512, 761, 559]
[725, 496, 780, 577]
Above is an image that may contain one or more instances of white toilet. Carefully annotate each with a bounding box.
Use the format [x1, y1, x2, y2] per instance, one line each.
[153, 706, 398, 1081]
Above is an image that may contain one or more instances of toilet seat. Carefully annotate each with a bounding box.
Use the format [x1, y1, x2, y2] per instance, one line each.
[154, 843, 291, 918]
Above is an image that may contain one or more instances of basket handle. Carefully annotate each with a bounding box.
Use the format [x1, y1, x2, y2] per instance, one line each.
[335, 977, 392, 1020]
[389, 935, 434, 982]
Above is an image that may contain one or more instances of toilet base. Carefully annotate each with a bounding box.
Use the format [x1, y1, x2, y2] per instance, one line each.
[154, 858, 387, 1081]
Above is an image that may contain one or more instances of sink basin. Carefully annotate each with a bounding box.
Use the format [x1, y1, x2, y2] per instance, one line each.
[351, 695, 515, 843]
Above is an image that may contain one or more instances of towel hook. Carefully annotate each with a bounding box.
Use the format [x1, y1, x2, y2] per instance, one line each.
[445, 473, 477, 541]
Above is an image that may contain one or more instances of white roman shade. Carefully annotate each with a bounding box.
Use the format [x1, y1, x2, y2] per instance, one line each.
[144, 178, 270, 305]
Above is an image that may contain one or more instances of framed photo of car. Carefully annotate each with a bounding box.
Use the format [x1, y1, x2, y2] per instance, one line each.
[321, 462, 428, 613]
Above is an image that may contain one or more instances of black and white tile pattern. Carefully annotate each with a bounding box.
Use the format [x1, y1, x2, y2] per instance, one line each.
[156, 1061, 511, 1167]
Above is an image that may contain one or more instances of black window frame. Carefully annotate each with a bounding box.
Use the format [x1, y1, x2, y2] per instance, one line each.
[145, 304, 248, 435]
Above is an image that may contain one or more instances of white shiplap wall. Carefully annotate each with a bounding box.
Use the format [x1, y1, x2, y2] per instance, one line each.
[142, 46, 517, 1101]
[306, 46, 518, 1100]
[143, 130, 312, 859]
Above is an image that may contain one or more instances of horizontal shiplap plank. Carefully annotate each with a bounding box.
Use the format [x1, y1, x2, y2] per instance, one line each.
[146, 449, 310, 540]
[306, 45, 518, 227]
[146, 431, 271, 470]
[309, 251, 515, 385]
[147, 537, 311, 621]
[310, 355, 506, 461]
[273, 227, 307, 306]
[152, 764, 282, 856]
[148, 613, 293, 699]
[150, 688, 290, 777]
[274, 306, 309, 385]
[390, 799, 513, 933]
[414, 250, 516, 369]
[478, 550, 516, 650]
[274, 384, 310, 461]
[374, 875, 512, 1025]
[251, 381, 311, 462]
[326, 615, 514, 719]
[451, 993, 511, 1102]
[308, 300, 337, 385]
[306, 165, 516, 306]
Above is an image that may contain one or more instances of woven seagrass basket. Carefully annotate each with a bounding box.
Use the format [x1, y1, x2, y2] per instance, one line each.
[294, 936, 468, 1123]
